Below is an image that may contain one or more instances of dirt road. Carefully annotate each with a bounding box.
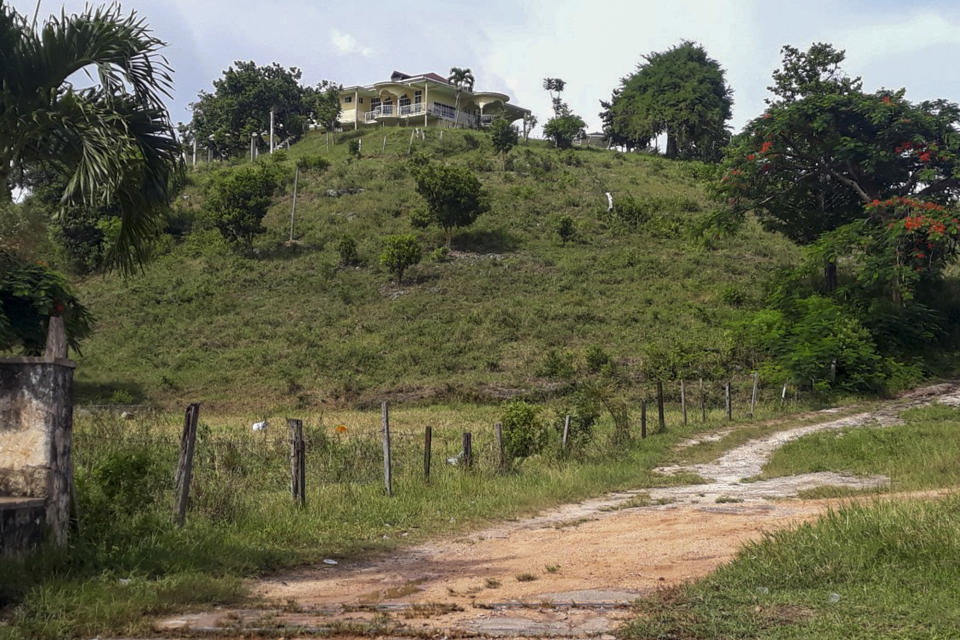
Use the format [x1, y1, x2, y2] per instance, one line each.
[156, 382, 960, 638]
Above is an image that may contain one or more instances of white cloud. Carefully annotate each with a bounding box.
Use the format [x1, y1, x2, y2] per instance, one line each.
[330, 28, 374, 57]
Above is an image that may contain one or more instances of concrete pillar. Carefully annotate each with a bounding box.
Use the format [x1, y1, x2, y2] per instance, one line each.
[0, 357, 75, 548]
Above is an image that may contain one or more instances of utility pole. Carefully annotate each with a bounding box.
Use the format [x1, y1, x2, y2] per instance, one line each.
[269, 107, 275, 153]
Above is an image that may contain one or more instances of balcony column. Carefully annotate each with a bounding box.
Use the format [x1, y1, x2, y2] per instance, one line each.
[424, 83, 429, 127]
[354, 90, 359, 130]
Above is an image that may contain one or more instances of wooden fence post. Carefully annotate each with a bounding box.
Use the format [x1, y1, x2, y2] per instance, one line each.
[725, 381, 732, 421]
[288, 418, 305, 507]
[382, 401, 392, 497]
[173, 403, 200, 526]
[561, 415, 571, 453]
[495, 422, 505, 471]
[699, 378, 706, 422]
[462, 432, 473, 468]
[680, 379, 687, 426]
[781, 383, 788, 408]
[640, 400, 647, 439]
[657, 381, 666, 432]
[749, 372, 759, 417]
[424, 426, 432, 482]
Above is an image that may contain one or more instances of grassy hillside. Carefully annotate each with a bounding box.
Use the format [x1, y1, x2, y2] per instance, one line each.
[73, 127, 799, 410]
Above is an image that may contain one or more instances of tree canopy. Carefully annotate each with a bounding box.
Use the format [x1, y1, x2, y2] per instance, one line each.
[413, 163, 489, 246]
[542, 77, 585, 149]
[188, 61, 340, 156]
[718, 43, 960, 246]
[0, 2, 182, 273]
[600, 41, 733, 160]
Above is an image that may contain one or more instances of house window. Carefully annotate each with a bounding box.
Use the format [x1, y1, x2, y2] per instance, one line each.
[414, 90, 422, 105]
[371, 97, 381, 110]
[359, 97, 364, 104]
[344, 96, 353, 104]
[399, 96, 410, 107]
[433, 101, 456, 120]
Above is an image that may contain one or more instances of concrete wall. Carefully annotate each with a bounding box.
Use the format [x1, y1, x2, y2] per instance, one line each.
[0, 357, 75, 549]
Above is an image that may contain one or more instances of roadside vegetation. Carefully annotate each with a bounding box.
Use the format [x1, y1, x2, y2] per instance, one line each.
[760, 404, 960, 494]
[0, 398, 803, 640]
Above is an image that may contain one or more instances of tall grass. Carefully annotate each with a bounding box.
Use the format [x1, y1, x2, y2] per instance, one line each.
[759, 404, 960, 492]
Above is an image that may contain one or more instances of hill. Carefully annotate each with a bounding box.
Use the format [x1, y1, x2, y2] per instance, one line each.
[72, 127, 800, 410]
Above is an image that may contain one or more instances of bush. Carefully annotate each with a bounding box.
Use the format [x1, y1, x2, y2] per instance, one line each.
[489, 118, 519, 156]
[348, 139, 361, 157]
[337, 235, 360, 266]
[0, 251, 93, 354]
[584, 345, 611, 373]
[380, 234, 422, 285]
[556, 216, 576, 244]
[413, 163, 489, 246]
[500, 400, 548, 464]
[204, 162, 286, 246]
[429, 246, 449, 263]
[543, 114, 586, 149]
[296, 154, 330, 172]
[90, 449, 167, 515]
[537, 349, 575, 379]
[555, 392, 602, 455]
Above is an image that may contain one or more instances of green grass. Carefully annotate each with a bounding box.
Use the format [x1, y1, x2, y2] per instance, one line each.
[758, 404, 960, 492]
[621, 494, 960, 639]
[69, 126, 801, 411]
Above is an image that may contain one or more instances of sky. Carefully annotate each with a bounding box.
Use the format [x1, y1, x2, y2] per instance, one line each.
[11, 0, 960, 136]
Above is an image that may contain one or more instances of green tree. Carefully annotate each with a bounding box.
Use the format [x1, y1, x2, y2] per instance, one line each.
[543, 114, 586, 149]
[380, 234, 422, 285]
[717, 43, 960, 288]
[204, 161, 285, 246]
[448, 67, 475, 128]
[600, 41, 732, 160]
[413, 164, 489, 246]
[541, 77, 585, 149]
[489, 118, 518, 164]
[304, 80, 342, 133]
[189, 61, 316, 156]
[0, 3, 182, 273]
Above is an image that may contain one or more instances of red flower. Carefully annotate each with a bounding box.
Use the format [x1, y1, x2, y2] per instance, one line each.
[917, 252, 926, 259]
[747, 153, 756, 161]
[759, 141, 773, 154]
[882, 96, 892, 105]
[919, 152, 932, 163]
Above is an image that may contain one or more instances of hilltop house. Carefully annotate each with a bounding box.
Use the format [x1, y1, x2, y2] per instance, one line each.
[338, 71, 530, 130]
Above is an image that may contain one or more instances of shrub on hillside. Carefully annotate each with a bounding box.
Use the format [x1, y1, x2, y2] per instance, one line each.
[204, 161, 286, 247]
[380, 234, 422, 285]
[337, 235, 360, 266]
[501, 400, 548, 465]
[412, 163, 489, 246]
[556, 215, 576, 244]
[490, 118, 519, 157]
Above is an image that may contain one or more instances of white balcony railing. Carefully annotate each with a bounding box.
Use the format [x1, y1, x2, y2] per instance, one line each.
[363, 103, 480, 127]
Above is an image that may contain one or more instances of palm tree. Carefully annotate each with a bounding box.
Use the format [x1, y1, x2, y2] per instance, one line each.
[447, 67, 475, 128]
[1, 3, 182, 273]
